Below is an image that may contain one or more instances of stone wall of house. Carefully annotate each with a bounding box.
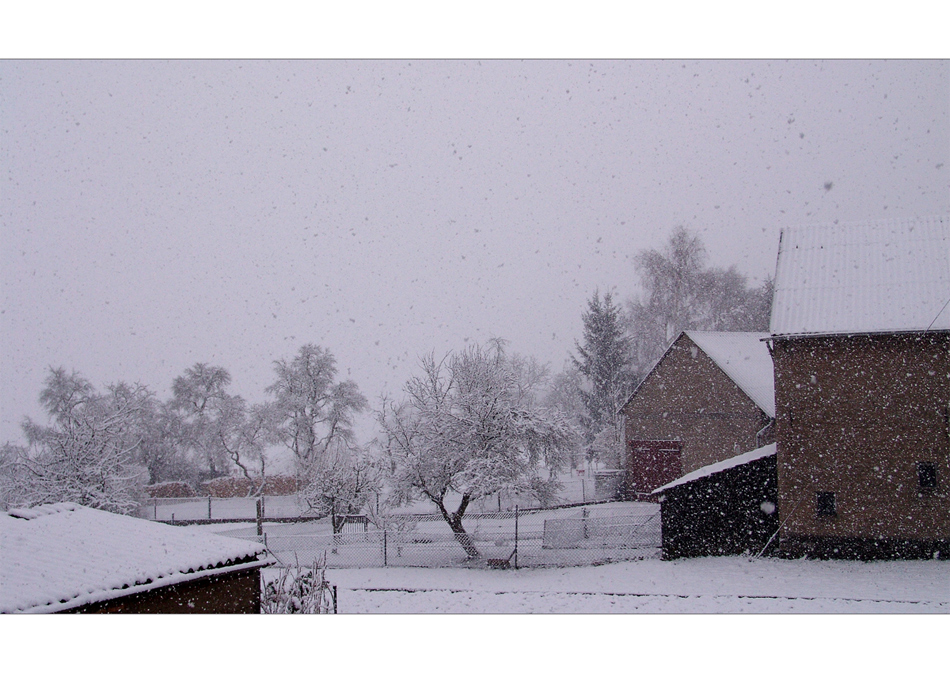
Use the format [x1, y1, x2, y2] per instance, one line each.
[772, 331, 950, 557]
[621, 333, 773, 499]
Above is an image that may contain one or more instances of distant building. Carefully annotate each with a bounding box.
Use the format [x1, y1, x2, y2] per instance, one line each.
[620, 331, 775, 500]
[768, 218, 950, 559]
[1, 502, 271, 613]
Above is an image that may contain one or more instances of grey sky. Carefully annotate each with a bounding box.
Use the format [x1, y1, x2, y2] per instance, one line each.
[2, 60, 948, 445]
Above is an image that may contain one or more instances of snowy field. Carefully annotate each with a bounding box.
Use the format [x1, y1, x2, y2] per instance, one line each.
[12, 556, 947, 673]
[319, 556, 949, 614]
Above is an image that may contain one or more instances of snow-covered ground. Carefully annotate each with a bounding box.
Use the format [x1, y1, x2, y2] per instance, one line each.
[11, 555, 947, 673]
[321, 556, 949, 614]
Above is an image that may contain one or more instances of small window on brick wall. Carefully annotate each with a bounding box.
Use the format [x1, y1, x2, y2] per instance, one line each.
[816, 491, 836, 517]
[917, 462, 937, 490]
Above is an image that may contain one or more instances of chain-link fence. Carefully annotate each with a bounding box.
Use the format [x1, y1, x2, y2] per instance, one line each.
[140, 495, 308, 522]
[219, 504, 661, 569]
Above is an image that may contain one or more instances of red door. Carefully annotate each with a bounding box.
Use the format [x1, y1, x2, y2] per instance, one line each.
[625, 441, 682, 501]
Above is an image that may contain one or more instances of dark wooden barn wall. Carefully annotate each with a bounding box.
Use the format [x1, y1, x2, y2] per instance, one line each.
[64, 566, 263, 614]
[660, 455, 779, 560]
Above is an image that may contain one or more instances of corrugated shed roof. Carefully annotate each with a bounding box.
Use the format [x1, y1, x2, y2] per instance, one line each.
[770, 217, 950, 336]
[684, 331, 775, 417]
[652, 443, 777, 494]
[0, 503, 268, 614]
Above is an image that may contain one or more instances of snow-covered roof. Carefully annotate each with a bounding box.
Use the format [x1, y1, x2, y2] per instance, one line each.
[770, 217, 950, 337]
[1, 502, 269, 614]
[652, 443, 777, 495]
[684, 331, 775, 417]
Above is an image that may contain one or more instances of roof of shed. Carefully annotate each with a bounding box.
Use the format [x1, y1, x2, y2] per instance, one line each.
[769, 217, 950, 337]
[1, 502, 268, 614]
[684, 331, 775, 417]
[652, 443, 777, 494]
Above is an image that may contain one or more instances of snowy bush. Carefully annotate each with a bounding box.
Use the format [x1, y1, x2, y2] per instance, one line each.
[261, 555, 335, 614]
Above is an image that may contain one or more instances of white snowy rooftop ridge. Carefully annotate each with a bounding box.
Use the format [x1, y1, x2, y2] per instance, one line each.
[6, 501, 82, 520]
[652, 443, 777, 495]
[683, 331, 775, 417]
[1, 502, 268, 614]
[769, 216, 950, 336]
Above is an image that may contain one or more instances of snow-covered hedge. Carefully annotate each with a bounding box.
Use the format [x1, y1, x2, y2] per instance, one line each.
[199, 475, 300, 498]
[144, 481, 197, 498]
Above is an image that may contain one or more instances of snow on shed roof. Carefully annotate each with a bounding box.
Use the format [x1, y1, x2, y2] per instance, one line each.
[684, 331, 775, 417]
[770, 217, 950, 337]
[1, 503, 268, 614]
[652, 443, 777, 495]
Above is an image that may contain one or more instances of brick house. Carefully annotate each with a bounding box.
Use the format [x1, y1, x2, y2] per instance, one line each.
[620, 331, 775, 500]
[1, 502, 271, 613]
[768, 218, 950, 559]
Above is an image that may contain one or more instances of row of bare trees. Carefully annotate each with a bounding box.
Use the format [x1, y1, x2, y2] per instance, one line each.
[0, 345, 371, 518]
[2, 226, 770, 558]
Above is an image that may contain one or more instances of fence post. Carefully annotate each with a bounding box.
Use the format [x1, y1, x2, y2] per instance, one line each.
[514, 505, 519, 570]
[153, 501, 157, 520]
[261, 493, 266, 517]
[330, 498, 339, 554]
[208, 496, 212, 520]
[581, 478, 586, 503]
[383, 529, 388, 567]
[583, 507, 588, 539]
[256, 498, 263, 537]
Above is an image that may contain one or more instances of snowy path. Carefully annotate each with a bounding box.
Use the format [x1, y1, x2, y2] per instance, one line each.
[324, 556, 950, 614]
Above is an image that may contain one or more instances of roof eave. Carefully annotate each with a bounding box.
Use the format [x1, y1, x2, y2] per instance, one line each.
[767, 327, 950, 342]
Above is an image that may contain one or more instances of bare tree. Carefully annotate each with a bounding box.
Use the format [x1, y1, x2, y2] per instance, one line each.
[267, 344, 367, 492]
[627, 226, 773, 375]
[302, 448, 381, 533]
[543, 365, 587, 471]
[378, 342, 577, 558]
[634, 226, 708, 345]
[220, 401, 281, 497]
[136, 398, 198, 486]
[4, 368, 149, 514]
[170, 363, 236, 481]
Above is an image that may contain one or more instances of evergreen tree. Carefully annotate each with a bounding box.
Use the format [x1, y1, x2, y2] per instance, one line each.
[571, 290, 635, 448]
